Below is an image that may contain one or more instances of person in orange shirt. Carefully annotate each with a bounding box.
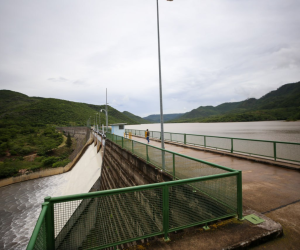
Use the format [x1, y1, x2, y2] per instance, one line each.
[146, 129, 150, 144]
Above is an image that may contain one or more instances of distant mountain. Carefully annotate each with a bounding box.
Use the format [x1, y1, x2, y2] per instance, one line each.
[170, 81, 300, 123]
[0, 90, 140, 126]
[122, 111, 152, 124]
[144, 113, 184, 123]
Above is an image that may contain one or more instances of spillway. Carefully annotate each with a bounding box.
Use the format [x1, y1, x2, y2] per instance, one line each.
[0, 144, 102, 250]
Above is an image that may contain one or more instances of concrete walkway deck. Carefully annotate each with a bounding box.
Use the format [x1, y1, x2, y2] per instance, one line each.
[131, 136, 300, 249]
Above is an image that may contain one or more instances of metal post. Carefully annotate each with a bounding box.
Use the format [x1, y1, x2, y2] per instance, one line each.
[99, 111, 101, 133]
[273, 142, 277, 161]
[231, 138, 233, 153]
[204, 136, 206, 147]
[184, 134, 186, 144]
[146, 144, 149, 162]
[163, 185, 170, 241]
[172, 153, 175, 180]
[106, 88, 108, 133]
[156, 0, 165, 150]
[132, 140, 134, 154]
[44, 197, 55, 250]
[237, 171, 243, 220]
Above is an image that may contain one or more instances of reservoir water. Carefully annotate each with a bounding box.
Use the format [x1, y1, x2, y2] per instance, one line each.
[127, 121, 300, 143]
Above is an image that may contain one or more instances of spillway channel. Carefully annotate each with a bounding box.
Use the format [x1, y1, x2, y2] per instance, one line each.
[0, 144, 102, 250]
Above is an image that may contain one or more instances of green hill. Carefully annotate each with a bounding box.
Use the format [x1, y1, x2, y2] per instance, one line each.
[122, 111, 152, 124]
[143, 113, 184, 123]
[0, 90, 139, 126]
[170, 81, 300, 123]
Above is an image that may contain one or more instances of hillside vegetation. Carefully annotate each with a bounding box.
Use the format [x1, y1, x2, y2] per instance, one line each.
[0, 90, 141, 126]
[122, 111, 152, 124]
[170, 81, 300, 123]
[0, 90, 143, 179]
[143, 113, 184, 123]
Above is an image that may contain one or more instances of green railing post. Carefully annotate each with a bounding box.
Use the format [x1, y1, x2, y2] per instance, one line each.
[163, 185, 170, 242]
[231, 138, 233, 153]
[273, 142, 277, 161]
[237, 171, 243, 220]
[204, 136, 206, 147]
[44, 197, 55, 250]
[146, 144, 149, 163]
[170, 133, 172, 142]
[162, 150, 165, 170]
[132, 140, 134, 154]
[172, 153, 175, 180]
[184, 134, 186, 144]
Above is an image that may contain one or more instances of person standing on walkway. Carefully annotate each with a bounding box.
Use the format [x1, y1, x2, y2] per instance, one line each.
[146, 129, 150, 144]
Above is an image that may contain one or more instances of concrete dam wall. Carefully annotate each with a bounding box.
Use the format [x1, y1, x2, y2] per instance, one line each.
[56, 135, 235, 250]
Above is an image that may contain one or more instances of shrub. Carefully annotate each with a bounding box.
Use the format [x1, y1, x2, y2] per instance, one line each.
[42, 157, 59, 167]
[10, 150, 17, 156]
[52, 159, 71, 168]
[0, 167, 18, 179]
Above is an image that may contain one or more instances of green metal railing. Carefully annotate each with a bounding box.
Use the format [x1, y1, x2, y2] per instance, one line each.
[27, 134, 242, 250]
[126, 129, 300, 164]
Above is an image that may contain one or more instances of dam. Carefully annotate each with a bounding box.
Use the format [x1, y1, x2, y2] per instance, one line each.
[1, 127, 300, 249]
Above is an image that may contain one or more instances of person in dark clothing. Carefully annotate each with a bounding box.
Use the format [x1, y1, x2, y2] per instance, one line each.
[146, 129, 150, 144]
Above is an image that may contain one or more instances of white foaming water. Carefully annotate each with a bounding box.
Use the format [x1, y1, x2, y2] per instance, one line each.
[0, 144, 102, 250]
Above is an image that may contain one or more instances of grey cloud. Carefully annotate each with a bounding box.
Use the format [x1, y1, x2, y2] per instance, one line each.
[48, 77, 68, 82]
[1, 0, 300, 117]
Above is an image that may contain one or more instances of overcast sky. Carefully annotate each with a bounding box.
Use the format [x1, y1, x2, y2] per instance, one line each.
[0, 0, 300, 117]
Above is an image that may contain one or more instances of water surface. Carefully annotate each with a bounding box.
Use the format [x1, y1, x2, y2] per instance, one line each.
[127, 121, 300, 143]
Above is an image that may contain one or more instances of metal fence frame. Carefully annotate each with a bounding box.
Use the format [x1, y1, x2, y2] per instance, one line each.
[27, 134, 242, 250]
[126, 129, 300, 163]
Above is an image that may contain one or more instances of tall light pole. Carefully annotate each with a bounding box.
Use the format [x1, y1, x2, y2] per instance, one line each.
[106, 88, 108, 132]
[100, 109, 108, 133]
[157, 0, 173, 149]
[95, 113, 99, 132]
[99, 110, 101, 133]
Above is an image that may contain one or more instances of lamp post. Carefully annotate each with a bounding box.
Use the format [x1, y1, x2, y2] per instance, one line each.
[156, 0, 173, 150]
[99, 110, 101, 133]
[100, 88, 108, 133]
[100, 109, 108, 133]
[87, 116, 91, 127]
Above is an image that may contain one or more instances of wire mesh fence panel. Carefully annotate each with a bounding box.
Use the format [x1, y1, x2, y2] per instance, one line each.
[54, 199, 94, 250]
[147, 147, 174, 175]
[136, 130, 145, 137]
[32, 216, 47, 250]
[54, 189, 164, 250]
[233, 139, 274, 158]
[170, 133, 184, 143]
[133, 141, 147, 160]
[186, 134, 205, 146]
[147, 146, 164, 170]
[115, 136, 123, 148]
[169, 176, 237, 231]
[124, 138, 133, 153]
[174, 155, 228, 180]
[164, 132, 171, 141]
[276, 143, 300, 162]
[206, 137, 231, 151]
[152, 131, 161, 139]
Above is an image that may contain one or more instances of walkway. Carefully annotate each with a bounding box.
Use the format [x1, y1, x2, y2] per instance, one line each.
[132, 136, 300, 249]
